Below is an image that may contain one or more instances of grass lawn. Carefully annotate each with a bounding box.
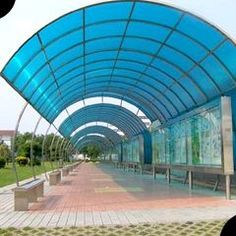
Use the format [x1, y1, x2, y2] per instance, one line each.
[0, 162, 60, 187]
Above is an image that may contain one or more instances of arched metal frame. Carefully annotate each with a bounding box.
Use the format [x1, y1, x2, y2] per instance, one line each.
[41, 123, 51, 180]
[11, 102, 28, 186]
[59, 104, 147, 138]
[2, 0, 236, 183]
[49, 132, 58, 169]
[30, 116, 42, 180]
[78, 142, 106, 153]
[76, 135, 113, 151]
[54, 137, 63, 169]
[59, 139, 67, 167]
[54, 95, 152, 128]
[63, 141, 71, 163]
[74, 134, 114, 148]
[66, 144, 75, 162]
[2, 0, 236, 137]
[71, 125, 122, 145]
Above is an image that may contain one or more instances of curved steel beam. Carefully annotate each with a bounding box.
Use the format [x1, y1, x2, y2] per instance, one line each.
[11, 102, 28, 187]
[76, 137, 112, 151]
[49, 132, 58, 169]
[59, 104, 147, 138]
[11, 18, 233, 107]
[41, 123, 51, 181]
[70, 125, 122, 145]
[30, 116, 42, 180]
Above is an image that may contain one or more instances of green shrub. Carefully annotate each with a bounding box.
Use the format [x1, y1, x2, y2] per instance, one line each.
[29, 158, 41, 166]
[0, 157, 6, 168]
[33, 158, 41, 166]
[16, 156, 28, 166]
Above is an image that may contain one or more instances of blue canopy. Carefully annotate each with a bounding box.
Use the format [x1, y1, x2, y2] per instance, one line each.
[75, 134, 113, 150]
[59, 103, 147, 138]
[1, 0, 236, 147]
[71, 125, 122, 145]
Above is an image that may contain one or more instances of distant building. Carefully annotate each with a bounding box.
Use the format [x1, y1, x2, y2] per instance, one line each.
[0, 130, 14, 148]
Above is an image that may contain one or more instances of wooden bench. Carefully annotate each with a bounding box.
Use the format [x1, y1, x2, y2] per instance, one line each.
[49, 171, 61, 185]
[13, 179, 45, 211]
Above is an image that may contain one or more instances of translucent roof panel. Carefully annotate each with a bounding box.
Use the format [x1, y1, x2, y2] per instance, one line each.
[70, 125, 122, 145]
[59, 104, 147, 138]
[75, 135, 113, 150]
[2, 0, 236, 137]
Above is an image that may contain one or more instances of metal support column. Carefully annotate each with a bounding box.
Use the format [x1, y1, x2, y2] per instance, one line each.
[226, 175, 231, 200]
[58, 139, 66, 168]
[41, 124, 51, 181]
[49, 132, 58, 169]
[188, 170, 193, 190]
[11, 102, 28, 187]
[54, 137, 62, 170]
[63, 142, 70, 166]
[63, 141, 70, 166]
[30, 116, 42, 180]
[167, 168, 171, 184]
[152, 165, 156, 180]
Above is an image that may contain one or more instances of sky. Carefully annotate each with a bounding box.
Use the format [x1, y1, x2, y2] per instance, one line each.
[0, 0, 236, 135]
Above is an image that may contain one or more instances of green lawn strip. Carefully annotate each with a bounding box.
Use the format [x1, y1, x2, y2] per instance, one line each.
[0, 162, 71, 187]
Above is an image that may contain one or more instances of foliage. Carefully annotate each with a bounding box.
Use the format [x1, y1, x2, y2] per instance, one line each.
[0, 157, 6, 168]
[15, 132, 64, 162]
[80, 145, 101, 159]
[0, 144, 11, 164]
[17, 140, 42, 159]
[16, 156, 28, 166]
[29, 158, 41, 166]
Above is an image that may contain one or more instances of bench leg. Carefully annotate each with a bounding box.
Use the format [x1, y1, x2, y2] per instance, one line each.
[28, 189, 38, 202]
[36, 184, 44, 198]
[213, 175, 220, 191]
[183, 171, 188, 185]
[14, 192, 29, 211]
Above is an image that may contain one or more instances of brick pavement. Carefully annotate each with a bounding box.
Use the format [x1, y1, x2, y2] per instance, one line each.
[0, 162, 236, 228]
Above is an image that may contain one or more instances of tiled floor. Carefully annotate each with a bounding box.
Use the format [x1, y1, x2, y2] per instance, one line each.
[0, 162, 236, 229]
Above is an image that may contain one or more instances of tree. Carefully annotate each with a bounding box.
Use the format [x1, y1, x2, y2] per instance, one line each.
[14, 132, 65, 162]
[0, 144, 11, 164]
[80, 145, 101, 159]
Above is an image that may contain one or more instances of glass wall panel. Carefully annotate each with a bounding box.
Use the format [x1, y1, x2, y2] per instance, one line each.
[122, 137, 140, 163]
[152, 101, 222, 168]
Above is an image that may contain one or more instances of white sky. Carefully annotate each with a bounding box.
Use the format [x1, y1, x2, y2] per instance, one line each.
[0, 0, 235, 134]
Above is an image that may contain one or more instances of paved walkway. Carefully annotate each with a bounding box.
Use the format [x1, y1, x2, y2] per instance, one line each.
[0, 162, 236, 228]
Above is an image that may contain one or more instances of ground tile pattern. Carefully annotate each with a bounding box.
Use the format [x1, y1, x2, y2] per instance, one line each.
[0, 220, 225, 236]
[0, 163, 236, 229]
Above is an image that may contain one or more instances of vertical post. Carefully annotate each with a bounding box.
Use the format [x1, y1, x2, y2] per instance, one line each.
[188, 170, 193, 190]
[67, 145, 74, 162]
[30, 116, 42, 180]
[12, 102, 28, 187]
[41, 124, 51, 181]
[49, 132, 58, 169]
[58, 139, 66, 168]
[226, 175, 231, 200]
[63, 141, 71, 166]
[167, 168, 171, 184]
[55, 137, 62, 169]
[221, 97, 234, 200]
[152, 165, 156, 179]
